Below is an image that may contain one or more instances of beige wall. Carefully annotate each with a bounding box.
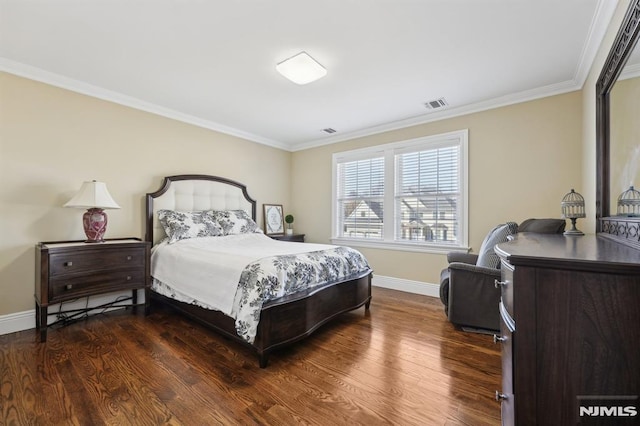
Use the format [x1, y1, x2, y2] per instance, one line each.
[0, 72, 291, 316]
[291, 92, 583, 285]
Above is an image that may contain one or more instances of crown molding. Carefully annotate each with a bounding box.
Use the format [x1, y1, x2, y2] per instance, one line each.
[290, 78, 580, 151]
[0, 56, 585, 154]
[620, 62, 640, 80]
[572, 0, 619, 87]
[1, 0, 619, 155]
[0, 58, 290, 151]
[290, 0, 620, 152]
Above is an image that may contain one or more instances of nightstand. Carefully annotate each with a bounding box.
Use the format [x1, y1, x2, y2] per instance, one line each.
[270, 233, 305, 242]
[35, 238, 150, 342]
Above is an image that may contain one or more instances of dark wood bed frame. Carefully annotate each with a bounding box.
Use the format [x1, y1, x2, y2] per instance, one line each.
[145, 174, 372, 367]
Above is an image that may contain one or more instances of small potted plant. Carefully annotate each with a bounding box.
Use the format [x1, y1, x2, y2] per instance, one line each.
[284, 214, 294, 235]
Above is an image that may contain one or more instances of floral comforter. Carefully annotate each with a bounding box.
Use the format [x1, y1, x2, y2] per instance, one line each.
[232, 246, 370, 343]
[151, 234, 370, 344]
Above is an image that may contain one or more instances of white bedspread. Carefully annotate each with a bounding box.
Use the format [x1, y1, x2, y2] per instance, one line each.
[150, 233, 336, 316]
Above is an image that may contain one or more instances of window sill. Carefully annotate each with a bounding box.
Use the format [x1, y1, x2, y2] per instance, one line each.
[330, 238, 470, 254]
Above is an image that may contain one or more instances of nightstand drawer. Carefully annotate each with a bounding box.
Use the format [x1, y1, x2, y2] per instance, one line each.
[49, 248, 145, 276]
[49, 269, 145, 302]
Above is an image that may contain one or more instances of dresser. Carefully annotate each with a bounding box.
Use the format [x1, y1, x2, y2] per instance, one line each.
[494, 233, 640, 425]
[269, 233, 305, 242]
[35, 238, 150, 342]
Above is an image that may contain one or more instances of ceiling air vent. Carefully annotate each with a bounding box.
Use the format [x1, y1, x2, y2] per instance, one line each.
[424, 98, 448, 110]
[322, 128, 337, 134]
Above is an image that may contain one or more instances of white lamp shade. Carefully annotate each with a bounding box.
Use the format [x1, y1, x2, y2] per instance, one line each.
[64, 181, 121, 209]
[276, 51, 327, 85]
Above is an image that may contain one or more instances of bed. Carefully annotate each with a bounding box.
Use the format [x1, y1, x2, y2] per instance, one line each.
[145, 174, 372, 367]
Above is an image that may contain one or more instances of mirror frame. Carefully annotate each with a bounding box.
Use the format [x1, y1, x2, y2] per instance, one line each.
[596, 0, 640, 232]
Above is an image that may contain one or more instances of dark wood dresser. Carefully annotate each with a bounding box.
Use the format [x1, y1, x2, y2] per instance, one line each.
[269, 233, 305, 242]
[35, 238, 150, 342]
[494, 233, 640, 425]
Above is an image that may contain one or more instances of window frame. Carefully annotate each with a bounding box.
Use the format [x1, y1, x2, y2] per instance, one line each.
[331, 129, 469, 254]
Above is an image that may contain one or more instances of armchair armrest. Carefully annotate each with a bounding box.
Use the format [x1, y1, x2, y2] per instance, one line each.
[447, 252, 479, 264]
[448, 262, 501, 277]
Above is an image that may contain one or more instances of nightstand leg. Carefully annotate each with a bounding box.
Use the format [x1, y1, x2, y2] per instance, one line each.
[36, 303, 47, 342]
[131, 289, 140, 314]
[144, 288, 150, 315]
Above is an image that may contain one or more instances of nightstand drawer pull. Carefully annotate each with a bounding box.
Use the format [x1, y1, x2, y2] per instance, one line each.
[64, 261, 73, 267]
[126, 255, 132, 261]
[66, 284, 73, 290]
[126, 275, 132, 281]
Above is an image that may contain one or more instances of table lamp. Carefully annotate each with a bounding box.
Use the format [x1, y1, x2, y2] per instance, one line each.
[64, 180, 120, 242]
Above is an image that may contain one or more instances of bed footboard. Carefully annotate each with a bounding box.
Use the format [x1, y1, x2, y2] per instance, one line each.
[254, 271, 372, 367]
[151, 271, 372, 368]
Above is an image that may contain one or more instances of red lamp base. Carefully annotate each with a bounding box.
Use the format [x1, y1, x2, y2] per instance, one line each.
[83, 208, 109, 243]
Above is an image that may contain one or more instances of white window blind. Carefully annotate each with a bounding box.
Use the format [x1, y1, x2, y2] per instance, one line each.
[332, 130, 468, 253]
[395, 143, 460, 244]
[336, 157, 385, 239]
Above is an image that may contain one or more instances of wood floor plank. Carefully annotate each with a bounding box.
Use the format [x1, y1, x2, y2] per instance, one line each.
[0, 287, 502, 425]
[0, 331, 82, 425]
[109, 317, 258, 424]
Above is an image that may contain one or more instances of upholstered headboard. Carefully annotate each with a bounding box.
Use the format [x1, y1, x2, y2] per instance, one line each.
[145, 175, 257, 245]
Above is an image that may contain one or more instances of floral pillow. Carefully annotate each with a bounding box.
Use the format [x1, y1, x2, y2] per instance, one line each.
[158, 210, 224, 244]
[208, 210, 262, 235]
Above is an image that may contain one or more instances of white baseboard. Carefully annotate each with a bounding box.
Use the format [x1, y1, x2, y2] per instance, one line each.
[1, 278, 438, 336]
[0, 309, 35, 336]
[372, 275, 440, 298]
[0, 290, 145, 336]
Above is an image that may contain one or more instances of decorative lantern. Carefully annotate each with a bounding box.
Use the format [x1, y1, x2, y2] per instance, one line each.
[561, 189, 585, 236]
[617, 185, 640, 217]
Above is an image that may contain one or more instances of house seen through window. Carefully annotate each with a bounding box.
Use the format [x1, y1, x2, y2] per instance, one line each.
[332, 130, 468, 252]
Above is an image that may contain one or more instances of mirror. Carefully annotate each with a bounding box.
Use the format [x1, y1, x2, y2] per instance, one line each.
[596, 0, 640, 231]
[610, 38, 640, 213]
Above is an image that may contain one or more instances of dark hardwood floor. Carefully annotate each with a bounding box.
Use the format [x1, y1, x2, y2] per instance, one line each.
[0, 287, 501, 425]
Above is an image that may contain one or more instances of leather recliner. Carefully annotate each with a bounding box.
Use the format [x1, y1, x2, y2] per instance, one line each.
[439, 218, 566, 331]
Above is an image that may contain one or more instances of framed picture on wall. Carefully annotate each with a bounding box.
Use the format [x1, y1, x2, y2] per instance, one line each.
[263, 204, 285, 235]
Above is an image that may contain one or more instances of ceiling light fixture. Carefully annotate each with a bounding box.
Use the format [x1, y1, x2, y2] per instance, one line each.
[276, 51, 327, 85]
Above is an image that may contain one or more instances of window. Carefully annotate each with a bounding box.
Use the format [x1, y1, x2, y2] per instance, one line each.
[336, 156, 384, 239]
[332, 130, 468, 253]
